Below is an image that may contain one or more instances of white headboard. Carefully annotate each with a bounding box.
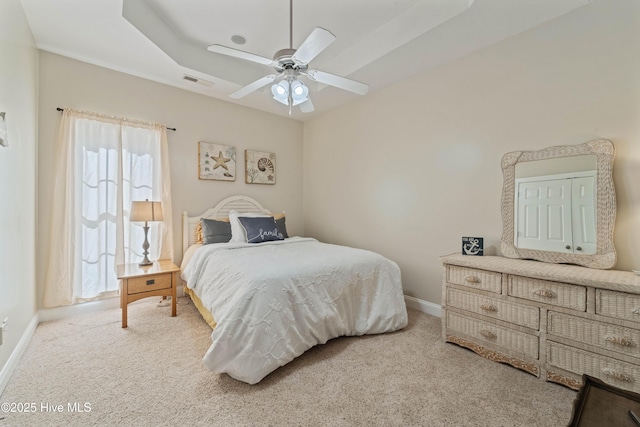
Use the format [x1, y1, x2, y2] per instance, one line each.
[182, 195, 272, 256]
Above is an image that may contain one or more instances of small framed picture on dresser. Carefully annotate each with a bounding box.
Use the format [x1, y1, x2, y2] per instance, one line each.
[462, 237, 483, 256]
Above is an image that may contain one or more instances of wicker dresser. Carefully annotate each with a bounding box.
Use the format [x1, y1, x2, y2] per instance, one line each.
[441, 254, 640, 393]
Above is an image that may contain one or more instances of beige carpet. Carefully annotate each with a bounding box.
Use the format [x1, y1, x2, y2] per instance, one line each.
[0, 297, 576, 426]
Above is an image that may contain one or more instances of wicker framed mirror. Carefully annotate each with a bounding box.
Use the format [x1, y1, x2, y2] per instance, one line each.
[500, 139, 616, 269]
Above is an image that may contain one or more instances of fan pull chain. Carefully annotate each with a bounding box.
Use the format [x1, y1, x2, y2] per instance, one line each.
[288, 79, 293, 115]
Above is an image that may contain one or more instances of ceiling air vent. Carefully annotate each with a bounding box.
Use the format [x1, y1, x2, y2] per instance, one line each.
[183, 74, 213, 87]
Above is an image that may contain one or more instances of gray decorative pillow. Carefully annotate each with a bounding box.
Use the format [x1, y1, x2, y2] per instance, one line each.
[275, 217, 288, 239]
[201, 218, 232, 244]
[238, 216, 284, 243]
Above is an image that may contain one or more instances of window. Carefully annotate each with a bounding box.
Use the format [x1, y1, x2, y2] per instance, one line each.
[44, 109, 173, 307]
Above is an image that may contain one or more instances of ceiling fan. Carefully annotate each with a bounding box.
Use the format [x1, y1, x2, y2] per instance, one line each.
[207, 0, 369, 114]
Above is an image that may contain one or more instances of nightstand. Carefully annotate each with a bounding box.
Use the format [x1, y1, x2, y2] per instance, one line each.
[116, 260, 180, 328]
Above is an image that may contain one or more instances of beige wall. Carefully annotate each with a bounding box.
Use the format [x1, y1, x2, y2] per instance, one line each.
[303, 0, 640, 305]
[0, 0, 38, 373]
[36, 52, 304, 308]
[10, 0, 640, 321]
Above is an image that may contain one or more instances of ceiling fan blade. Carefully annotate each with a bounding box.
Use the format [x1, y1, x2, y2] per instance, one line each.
[306, 70, 369, 96]
[207, 44, 275, 67]
[300, 98, 315, 113]
[229, 75, 278, 99]
[292, 27, 336, 65]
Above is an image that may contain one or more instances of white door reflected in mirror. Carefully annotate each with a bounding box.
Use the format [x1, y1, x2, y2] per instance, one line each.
[515, 171, 596, 254]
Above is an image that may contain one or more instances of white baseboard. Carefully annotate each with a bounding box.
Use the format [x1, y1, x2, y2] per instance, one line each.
[0, 314, 38, 396]
[404, 295, 441, 318]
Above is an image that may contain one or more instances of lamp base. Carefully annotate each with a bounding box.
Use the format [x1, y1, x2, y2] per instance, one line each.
[139, 223, 153, 266]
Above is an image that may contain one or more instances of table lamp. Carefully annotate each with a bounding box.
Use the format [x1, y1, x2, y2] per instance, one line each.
[130, 199, 163, 266]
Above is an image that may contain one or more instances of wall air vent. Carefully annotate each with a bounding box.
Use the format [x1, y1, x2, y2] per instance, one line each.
[183, 74, 214, 87]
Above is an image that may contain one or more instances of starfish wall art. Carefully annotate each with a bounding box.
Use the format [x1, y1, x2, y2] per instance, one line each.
[198, 141, 236, 181]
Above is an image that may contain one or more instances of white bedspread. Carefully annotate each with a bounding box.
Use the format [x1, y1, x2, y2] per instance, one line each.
[181, 237, 408, 384]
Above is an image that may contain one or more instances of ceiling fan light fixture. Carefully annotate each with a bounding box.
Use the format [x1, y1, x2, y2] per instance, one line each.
[208, 0, 365, 114]
[290, 80, 308, 103]
[271, 81, 289, 105]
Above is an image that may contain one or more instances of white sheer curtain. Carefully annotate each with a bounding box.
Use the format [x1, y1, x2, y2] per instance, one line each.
[44, 108, 173, 307]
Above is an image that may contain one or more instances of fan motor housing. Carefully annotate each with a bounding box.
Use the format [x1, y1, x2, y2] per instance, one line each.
[273, 48, 308, 73]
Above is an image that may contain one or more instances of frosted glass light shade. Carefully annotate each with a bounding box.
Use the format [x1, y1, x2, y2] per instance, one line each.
[271, 78, 309, 107]
[290, 80, 309, 105]
[271, 81, 289, 105]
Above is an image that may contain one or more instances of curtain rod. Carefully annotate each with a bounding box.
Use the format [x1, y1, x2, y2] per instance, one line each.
[56, 108, 176, 131]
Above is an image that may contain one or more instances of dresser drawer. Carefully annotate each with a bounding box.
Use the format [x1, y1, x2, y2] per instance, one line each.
[446, 311, 539, 359]
[127, 273, 172, 294]
[446, 288, 540, 330]
[596, 290, 640, 324]
[548, 311, 640, 358]
[507, 276, 586, 311]
[547, 341, 640, 394]
[446, 266, 502, 294]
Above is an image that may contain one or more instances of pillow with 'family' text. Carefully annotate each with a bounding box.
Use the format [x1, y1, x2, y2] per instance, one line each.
[238, 216, 284, 243]
[229, 210, 271, 242]
[273, 214, 289, 239]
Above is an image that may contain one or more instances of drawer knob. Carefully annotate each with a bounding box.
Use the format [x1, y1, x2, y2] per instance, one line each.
[632, 308, 640, 315]
[146, 279, 155, 286]
[605, 335, 634, 347]
[465, 276, 481, 284]
[533, 289, 556, 298]
[480, 304, 498, 312]
[603, 368, 634, 383]
[479, 329, 497, 339]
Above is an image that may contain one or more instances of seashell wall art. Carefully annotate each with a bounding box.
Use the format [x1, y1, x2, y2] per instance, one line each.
[245, 150, 276, 184]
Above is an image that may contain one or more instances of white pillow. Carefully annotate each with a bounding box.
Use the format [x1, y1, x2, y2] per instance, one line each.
[229, 210, 271, 242]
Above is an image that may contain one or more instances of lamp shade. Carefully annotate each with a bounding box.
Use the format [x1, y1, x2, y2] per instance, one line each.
[130, 200, 163, 222]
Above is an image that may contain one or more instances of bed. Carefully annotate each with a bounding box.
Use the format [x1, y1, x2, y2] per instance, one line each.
[180, 195, 408, 384]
